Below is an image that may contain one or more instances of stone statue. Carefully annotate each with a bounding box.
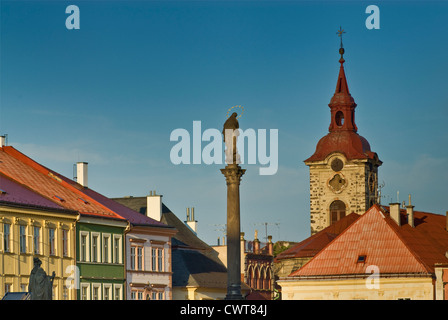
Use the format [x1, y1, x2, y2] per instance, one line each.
[29, 257, 55, 300]
[223, 112, 240, 164]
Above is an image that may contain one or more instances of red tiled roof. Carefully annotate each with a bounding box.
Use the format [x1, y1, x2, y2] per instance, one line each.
[0, 146, 124, 220]
[0, 173, 66, 210]
[288, 205, 448, 278]
[275, 212, 360, 261]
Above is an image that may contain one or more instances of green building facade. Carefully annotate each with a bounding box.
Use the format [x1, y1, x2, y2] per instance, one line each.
[76, 216, 128, 300]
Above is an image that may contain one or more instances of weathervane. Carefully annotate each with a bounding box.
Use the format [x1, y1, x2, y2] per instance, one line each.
[336, 26, 346, 61]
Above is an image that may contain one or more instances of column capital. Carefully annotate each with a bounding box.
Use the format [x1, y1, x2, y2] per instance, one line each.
[221, 164, 245, 185]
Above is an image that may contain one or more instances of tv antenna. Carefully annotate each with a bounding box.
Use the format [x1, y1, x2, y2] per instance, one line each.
[253, 222, 280, 241]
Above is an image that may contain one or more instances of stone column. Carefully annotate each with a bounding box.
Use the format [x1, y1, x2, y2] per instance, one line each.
[221, 163, 245, 300]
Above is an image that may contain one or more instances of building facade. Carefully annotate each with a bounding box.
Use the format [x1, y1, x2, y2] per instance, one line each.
[278, 205, 448, 300]
[0, 173, 78, 300]
[0, 144, 177, 300]
[76, 216, 127, 300]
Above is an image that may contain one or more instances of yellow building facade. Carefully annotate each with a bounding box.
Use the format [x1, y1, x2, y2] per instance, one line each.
[279, 277, 435, 300]
[0, 204, 78, 300]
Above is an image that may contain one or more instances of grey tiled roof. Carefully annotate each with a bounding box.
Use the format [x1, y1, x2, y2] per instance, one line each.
[112, 196, 230, 288]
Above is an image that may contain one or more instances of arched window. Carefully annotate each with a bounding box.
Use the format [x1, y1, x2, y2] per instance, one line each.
[335, 111, 345, 126]
[246, 265, 253, 288]
[330, 200, 346, 224]
[264, 267, 272, 290]
[258, 267, 265, 290]
[253, 267, 259, 289]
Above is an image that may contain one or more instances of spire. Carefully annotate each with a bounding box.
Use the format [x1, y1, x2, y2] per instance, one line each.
[334, 27, 350, 97]
[328, 27, 357, 133]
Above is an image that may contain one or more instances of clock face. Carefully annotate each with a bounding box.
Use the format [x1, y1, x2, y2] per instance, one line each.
[331, 158, 343, 172]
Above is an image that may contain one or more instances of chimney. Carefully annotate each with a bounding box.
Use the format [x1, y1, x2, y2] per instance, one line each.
[76, 162, 88, 187]
[253, 230, 260, 254]
[185, 207, 197, 234]
[389, 203, 401, 226]
[267, 235, 273, 255]
[446, 211, 448, 232]
[0, 135, 6, 147]
[240, 232, 245, 254]
[406, 194, 415, 227]
[147, 190, 162, 221]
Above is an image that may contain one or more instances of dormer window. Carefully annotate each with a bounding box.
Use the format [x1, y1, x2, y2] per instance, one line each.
[53, 195, 65, 202]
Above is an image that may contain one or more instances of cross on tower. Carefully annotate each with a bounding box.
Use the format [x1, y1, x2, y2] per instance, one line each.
[336, 26, 346, 48]
[336, 26, 346, 61]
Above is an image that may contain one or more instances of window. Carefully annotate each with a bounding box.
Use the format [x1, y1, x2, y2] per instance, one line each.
[113, 284, 122, 300]
[130, 245, 143, 270]
[330, 200, 346, 225]
[80, 283, 90, 300]
[91, 233, 100, 263]
[151, 247, 164, 272]
[130, 247, 135, 270]
[138, 247, 143, 270]
[151, 248, 156, 271]
[3, 223, 10, 252]
[80, 232, 89, 262]
[62, 286, 68, 300]
[19, 225, 26, 253]
[151, 290, 165, 300]
[33, 226, 41, 255]
[4, 283, 11, 294]
[92, 284, 101, 300]
[103, 234, 111, 263]
[103, 284, 112, 300]
[335, 110, 345, 126]
[113, 236, 121, 264]
[49, 228, 55, 255]
[357, 255, 366, 263]
[157, 248, 163, 271]
[131, 289, 145, 300]
[62, 229, 68, 257]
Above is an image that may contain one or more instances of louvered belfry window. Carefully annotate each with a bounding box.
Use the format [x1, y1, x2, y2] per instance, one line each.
[330, 200, 346, 224]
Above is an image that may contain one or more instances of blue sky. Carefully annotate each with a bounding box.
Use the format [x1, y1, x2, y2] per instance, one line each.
[1, 1, 447, 245]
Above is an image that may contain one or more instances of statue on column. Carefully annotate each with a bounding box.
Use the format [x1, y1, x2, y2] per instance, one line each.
[222, 112, 241, 165]
[29, 257, 55, 300]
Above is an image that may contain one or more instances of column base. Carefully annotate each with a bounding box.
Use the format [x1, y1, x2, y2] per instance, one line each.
[225, 284, 244, 300]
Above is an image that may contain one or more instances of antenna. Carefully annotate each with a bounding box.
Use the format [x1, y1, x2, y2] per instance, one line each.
[377, 181, 385, 204]
[253, 222, 280, 241]
[210, 223, 227, 246]
[210, 223, 227, 236]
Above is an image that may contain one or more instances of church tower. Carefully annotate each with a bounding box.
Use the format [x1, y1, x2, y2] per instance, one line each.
[304, 34, 382, 235]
